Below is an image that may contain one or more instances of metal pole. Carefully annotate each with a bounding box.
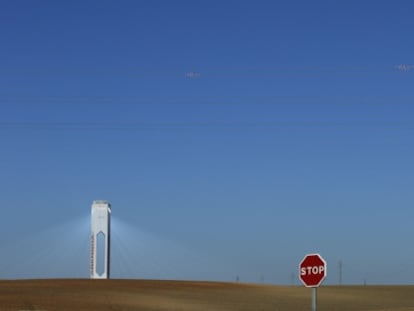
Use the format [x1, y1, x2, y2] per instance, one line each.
[312, 287, 317, 311]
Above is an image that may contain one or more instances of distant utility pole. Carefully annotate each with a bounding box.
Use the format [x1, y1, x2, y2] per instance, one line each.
[338, 260, 343, 285]
[291, 272, 295, 286]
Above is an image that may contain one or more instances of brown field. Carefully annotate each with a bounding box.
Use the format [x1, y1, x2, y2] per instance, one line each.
[0, 279, 413, 311]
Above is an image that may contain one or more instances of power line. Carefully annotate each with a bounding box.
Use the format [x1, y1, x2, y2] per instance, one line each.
[1, 64, 412, 76]
[0, 121, 413, 131]
[2, 63, 414, 73]
[2, 95, 414, 106]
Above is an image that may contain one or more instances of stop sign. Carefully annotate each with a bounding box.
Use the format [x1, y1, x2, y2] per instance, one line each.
[299, 253, 327, 287]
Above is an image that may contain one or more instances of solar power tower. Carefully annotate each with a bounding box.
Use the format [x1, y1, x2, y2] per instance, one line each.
[90, 200, 111, 279]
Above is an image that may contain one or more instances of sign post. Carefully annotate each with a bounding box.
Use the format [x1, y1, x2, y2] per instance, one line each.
[312, 287, 317, 311]
[299, 253, 327, 311]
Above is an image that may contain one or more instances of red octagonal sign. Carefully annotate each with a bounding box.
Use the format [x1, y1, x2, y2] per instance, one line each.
[299, 253, 327, 287]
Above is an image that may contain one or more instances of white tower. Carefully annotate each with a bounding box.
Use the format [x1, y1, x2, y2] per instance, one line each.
[90, 200, 111, 279]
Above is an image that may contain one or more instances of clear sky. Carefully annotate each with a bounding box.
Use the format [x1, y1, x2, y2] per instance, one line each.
[1, 0, 414, 285]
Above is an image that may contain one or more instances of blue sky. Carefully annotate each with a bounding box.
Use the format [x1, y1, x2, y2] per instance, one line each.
[1, 0, 414, 284]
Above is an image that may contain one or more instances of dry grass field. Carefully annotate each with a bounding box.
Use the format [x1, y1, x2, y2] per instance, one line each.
[0, 279, 413, 311]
